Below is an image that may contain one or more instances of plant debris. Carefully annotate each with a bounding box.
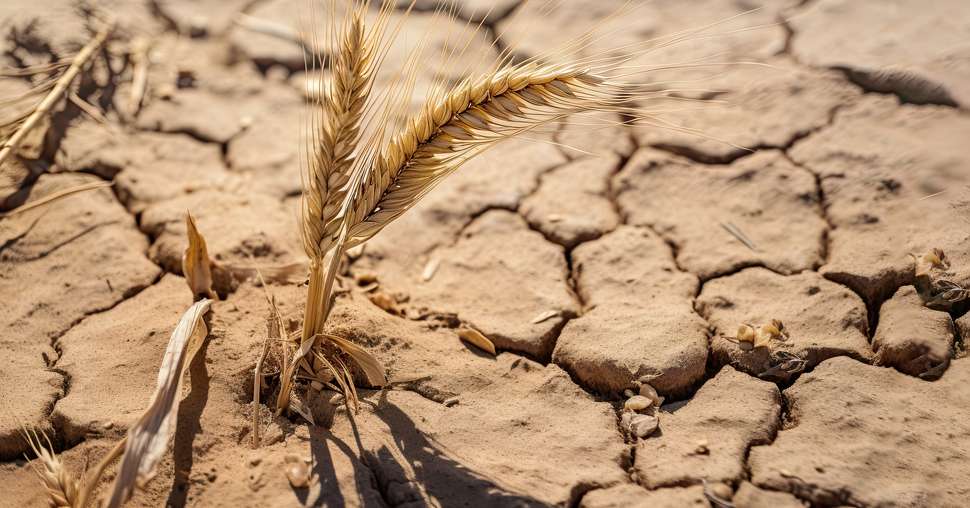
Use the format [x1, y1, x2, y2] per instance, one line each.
[913, 248, 969, 310]
[457, 327, 497, 356]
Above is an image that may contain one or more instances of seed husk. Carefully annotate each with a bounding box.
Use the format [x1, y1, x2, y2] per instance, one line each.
[457, 327, 496, 355]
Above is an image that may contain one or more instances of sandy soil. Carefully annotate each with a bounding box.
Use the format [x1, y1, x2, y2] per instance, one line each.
[2, 1, 969, 507]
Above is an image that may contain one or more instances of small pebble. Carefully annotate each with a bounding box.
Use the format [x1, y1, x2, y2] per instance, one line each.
[443, 396, 459, 407]
[284, 456, 311, 489]
[624, 395, 653, 412]
[355, 272, 378, 285]
[631, 414, 659, 438]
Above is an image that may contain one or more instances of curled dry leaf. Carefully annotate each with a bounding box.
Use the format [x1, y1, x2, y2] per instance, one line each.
[182, 212, 216, 300]
[106, 299, 212, 508]
[457, 327, 496, 356]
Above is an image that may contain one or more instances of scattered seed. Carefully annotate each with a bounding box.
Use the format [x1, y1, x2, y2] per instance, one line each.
[624, 395, 653, 412]
[329, 394, 345, 406]
[623, 388, 636, 398]
[355, 272, 378, 285]
[422, 258, 441, 281]
[694, 440, 710, 455]
[443, 396, 459, 407]
[531, 310, 560, 324]
[310, 380, 323, 391]
[547, 214, 563, 223]
[457, 327, 496, 355]
[360, 282, 379, 292]
[638, 382, 664, 407]
[368, 292, 401, 315]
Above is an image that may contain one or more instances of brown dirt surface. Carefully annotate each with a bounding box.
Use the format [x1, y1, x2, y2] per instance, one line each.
[2, 1, 969, 507]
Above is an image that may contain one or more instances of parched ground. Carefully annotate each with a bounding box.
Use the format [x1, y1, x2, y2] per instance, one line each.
[1, 0, 969, 507]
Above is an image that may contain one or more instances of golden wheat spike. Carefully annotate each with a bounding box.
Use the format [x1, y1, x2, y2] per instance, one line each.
[341, 62, 621, 247]
[301, 5, 375, 262]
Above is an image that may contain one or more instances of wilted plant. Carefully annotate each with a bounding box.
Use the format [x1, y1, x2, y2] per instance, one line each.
[14, 1, 771, 504]
[273, 0, 705, 415]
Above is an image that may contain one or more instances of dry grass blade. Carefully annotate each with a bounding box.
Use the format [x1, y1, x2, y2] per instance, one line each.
[322, 333, 388, 386]
[182, 212, 216, 300]
[106, 299, 212, 508]
[0, 19, 115, 168]
[1, 181, 112, 218]
[457, 327, 496, 356]
[126, 37, 151, 119]
[22, 427, 79, 508]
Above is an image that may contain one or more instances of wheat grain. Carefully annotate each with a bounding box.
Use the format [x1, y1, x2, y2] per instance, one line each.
[301, 6, 375, 262]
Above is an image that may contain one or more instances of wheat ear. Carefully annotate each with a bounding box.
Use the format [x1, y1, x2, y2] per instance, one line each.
[342, 62, 620, 246]
[22, 427, 79, 508]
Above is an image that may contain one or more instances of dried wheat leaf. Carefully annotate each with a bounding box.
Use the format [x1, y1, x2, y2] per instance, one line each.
[323, 333, 388, 387]
[457, 327, 496, 356]
[106, 298, 212, 508]
[182, 212, 215, 300]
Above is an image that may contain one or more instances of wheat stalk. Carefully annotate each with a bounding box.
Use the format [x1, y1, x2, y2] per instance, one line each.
[0, 19, 115, 169]
[281, 0, 730, 417]
[286, 2, 393, 413]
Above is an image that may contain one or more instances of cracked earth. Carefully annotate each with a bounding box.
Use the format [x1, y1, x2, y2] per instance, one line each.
[2, 0, 969, 507]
